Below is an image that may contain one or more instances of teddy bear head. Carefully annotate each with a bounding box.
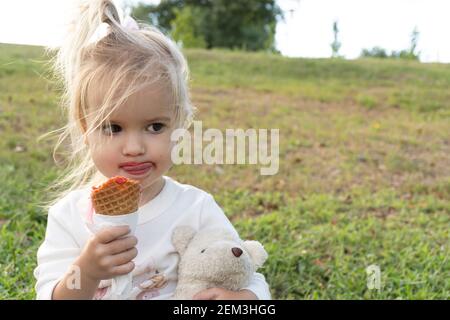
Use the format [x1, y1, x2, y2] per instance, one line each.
[172, 226, 268, 291]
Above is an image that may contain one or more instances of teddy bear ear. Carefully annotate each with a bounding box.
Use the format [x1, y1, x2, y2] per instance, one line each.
[172, 226, 196, 256]
[243, 240, 268, 269]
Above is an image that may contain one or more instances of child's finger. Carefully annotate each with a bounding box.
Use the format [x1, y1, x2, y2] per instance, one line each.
[96, 226, 131, 244]
[111, 247, 138, 266]
[112, 261, 135, 276]
[106, 235, 138, 255]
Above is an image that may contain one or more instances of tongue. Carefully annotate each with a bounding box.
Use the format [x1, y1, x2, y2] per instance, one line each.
[123, 163, 151, 171]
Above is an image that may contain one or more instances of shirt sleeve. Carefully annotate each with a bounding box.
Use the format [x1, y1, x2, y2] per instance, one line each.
[199, 193, 272, 300]
[33, 204, 82, 300]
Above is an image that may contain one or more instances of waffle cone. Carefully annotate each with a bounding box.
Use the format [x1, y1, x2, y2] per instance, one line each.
[91, 176, 141, 216]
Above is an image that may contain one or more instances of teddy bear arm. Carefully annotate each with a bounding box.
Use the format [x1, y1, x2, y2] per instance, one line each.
[173, 278, 213, 299]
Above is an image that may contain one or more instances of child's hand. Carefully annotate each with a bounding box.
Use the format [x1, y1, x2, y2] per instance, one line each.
[76, 225, 138, 281]
[193, 288, 258, 300]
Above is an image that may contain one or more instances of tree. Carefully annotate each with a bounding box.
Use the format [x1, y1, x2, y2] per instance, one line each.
[360, 27, 420, 61]
[132, 0, 184, 34]
[171, 6, 206, 48]
[410, 27, 419, 54]
[131, 0, 283, 51]
[360, 47, 389, 58]
[330, 20, 342, 58]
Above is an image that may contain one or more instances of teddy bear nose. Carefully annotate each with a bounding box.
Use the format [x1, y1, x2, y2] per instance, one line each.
[232, 247, 243, 257]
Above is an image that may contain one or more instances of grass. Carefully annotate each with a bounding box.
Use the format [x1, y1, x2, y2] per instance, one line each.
[0, 43, 449, 299]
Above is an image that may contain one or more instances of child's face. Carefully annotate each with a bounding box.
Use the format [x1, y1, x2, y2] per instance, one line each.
[85, 82, 176, 191]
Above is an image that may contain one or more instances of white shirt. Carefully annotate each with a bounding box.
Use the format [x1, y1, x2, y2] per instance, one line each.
[33, 175, 271, 300]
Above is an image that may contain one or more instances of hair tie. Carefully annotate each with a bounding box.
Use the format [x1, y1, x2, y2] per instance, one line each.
[87, 5, 139, 46]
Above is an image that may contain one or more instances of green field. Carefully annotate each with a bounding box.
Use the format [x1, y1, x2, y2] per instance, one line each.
[0, 43, 448, 299]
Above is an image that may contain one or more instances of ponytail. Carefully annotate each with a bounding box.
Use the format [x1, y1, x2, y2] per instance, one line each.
[51, 0, 123, 92]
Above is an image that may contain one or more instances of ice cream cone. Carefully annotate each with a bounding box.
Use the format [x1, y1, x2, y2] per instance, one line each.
[91, 176, 141, 215]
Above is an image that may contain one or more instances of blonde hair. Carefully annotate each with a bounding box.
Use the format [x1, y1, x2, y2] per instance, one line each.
[39, 0, 195, 211]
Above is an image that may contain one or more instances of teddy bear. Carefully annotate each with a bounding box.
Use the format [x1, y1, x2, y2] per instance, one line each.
[171, 225, 268, 299]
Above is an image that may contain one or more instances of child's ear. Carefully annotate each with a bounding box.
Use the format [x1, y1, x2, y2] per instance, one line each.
[172, 226, 196, 256]
[243, 240, 268, 269]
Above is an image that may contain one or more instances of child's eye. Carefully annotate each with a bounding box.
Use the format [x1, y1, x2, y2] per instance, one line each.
[101, 124, 121, 135]
[147, 123, 165, 133]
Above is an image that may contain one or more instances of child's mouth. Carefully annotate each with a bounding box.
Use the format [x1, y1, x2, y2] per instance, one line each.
[119, 162, 153, 176]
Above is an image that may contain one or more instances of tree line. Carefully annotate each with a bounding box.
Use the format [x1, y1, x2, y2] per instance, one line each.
[131, 1, 420, 61]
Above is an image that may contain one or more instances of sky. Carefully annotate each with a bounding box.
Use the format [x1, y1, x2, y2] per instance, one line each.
[0, 0, 449, 63]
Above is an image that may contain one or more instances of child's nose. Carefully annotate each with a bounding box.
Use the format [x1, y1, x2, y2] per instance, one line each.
[123, 134, 145, 156]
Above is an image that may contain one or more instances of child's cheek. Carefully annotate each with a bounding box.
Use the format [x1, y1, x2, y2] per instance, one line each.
[90, 147, 118, 176]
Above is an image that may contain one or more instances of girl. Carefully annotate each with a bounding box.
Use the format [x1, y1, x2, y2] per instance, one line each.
[34, 0, 271, 300]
